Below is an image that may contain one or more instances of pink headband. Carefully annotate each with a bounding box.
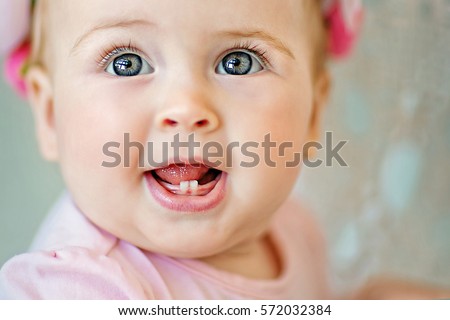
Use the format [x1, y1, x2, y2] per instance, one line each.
[1, 0, 363, 97]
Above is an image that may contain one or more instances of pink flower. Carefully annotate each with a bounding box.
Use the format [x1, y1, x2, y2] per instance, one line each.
[4, 41, 31, 98]
[1, 0, 31, 97]
[323, 0, 364, 58]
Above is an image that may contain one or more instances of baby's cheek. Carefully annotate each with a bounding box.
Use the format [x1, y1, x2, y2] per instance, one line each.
[229, 94, 307, 199]
[53, 100, 140, 196]
[253, 93, 310, 151]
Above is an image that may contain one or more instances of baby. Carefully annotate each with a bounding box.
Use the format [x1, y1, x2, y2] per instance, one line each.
[0, 0, 447, 300]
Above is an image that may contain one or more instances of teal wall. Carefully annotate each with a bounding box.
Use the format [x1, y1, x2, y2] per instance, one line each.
[0, 63, 63, 265]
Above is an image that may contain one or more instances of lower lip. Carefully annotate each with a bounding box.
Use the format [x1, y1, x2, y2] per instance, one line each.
[144, 172, 227, 213]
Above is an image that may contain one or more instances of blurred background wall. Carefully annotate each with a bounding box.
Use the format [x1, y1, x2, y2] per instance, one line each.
[0, 74, 63, 266]
[299, 0, 450, 292]
[0, 0, 449, 293]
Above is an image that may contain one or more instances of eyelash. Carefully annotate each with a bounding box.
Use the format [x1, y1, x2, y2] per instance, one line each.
[225, 40, 272, 68]
[96, 41, 142, 70]
[96, 40, 272, 70]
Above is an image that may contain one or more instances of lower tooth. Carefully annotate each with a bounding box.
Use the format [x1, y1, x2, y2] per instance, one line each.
[180, 181, 189, 192]
[178, 180, 199, 194]
[190, 180, 199, 191]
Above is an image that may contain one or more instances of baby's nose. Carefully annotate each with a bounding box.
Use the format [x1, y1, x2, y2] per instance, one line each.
[159, 110, 219, 132]
[155, 92, 220, 134]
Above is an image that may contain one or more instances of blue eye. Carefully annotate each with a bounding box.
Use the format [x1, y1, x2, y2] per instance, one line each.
[106, 53, 153, 77]
[217, 51, 264, 75]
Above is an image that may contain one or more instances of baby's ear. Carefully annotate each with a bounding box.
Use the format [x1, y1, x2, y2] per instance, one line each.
[25, 65, 58, 162]
[307, 69, 331, 153]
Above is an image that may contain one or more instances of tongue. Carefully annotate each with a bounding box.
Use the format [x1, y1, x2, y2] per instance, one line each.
[154, 164, 210, 185]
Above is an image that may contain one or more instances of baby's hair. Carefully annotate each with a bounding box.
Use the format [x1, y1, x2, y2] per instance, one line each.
[29, 0, 47, 69]
[304, 0, 330, 77]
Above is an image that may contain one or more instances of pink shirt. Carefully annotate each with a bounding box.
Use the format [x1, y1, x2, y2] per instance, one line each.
[0, 193, 330, 299]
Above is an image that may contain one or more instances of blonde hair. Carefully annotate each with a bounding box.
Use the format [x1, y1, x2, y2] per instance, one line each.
[29, 0, 46, 67]
[306, 0, 330, 76]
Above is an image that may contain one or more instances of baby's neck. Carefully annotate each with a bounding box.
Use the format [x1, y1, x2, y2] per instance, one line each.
[198, 234, 282, 280]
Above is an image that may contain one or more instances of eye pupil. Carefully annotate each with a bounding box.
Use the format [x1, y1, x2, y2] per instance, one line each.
[226, 58, 241, 69]
[115, 59, 133, 71]
[112, 54, 143, 76]
[222, 52, 252, 75]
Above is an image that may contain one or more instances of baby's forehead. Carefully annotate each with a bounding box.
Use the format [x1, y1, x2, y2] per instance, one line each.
[47, 0, 310, 41]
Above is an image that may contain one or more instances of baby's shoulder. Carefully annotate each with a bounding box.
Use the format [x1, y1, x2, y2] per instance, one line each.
[0, 193, 155, 299]
[0, 246, 145, 299]
[29, 192, 117, 253]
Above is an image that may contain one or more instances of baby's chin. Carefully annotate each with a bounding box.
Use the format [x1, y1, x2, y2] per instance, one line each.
[132, 219, 270, 261]
[83, 215, 223, 260]
[136, 236, 242, 260]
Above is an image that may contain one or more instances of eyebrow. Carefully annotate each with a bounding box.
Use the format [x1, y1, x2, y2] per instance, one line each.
[71, 19, 156, 54]
[71, 20, 294, 60]
[218, 30, 295, 59]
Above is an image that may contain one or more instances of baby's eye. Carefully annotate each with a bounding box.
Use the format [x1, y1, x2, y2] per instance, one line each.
[105, 53, 154, 77]
[216, 51, 264, 76]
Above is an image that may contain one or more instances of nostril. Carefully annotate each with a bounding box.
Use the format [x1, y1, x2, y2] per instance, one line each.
[163, 119, 178, 127]
[195, 119, 210, 127]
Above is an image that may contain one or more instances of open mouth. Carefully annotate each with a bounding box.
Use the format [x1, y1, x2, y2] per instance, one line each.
[151, 164, 222, 196]
[144, 163, 227, 213]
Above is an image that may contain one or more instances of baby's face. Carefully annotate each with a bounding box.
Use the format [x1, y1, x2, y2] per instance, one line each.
[30, 0, 327, 258]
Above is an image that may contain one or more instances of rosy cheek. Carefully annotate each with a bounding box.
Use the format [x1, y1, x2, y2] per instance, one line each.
[57, 84, 145, 154]
[254, 92, 310, 140]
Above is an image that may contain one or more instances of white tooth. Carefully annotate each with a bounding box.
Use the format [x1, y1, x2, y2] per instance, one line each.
[190, 180, 199, 190]
[180, 181, 189, 192]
